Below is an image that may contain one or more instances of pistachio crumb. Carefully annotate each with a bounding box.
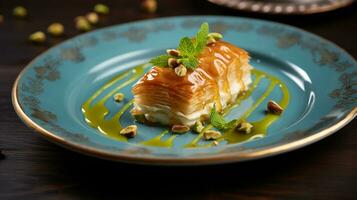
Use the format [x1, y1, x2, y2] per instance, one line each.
[75, 16, 91, 31]
[174, 64, 187, 77]
[171, 124, 190, 134]
[212, 141, 219, 146]
[206, 37, 216, 45]
[13, 6, 27, 18]
[192, 121, 204, 133]
[130, 109, 147, 123]
[120, 125, 137, 138]
[47, 23, 64, 36]
[203, 130, 221, 140]
[94, 3, 110, 14]
[141, 0, 157, 14]
[113, 93, 125, 102]
[207, 33, 223, 40]
[236, 122, 253, 134]
[86, 12, 99, 24]
[29, 31, 46, 43]
[166, 49, 180, 57]
[168, 58, 179, 68]
[267, 100, 284, 115]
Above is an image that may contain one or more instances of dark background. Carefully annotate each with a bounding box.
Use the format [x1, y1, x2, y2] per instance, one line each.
[0, 0, 356, 199]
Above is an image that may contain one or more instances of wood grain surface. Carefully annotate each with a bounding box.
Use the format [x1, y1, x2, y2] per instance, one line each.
[0, 0, 356, 199]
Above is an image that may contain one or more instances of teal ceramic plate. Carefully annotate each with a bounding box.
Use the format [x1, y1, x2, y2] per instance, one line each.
[13, 16, 357, 165]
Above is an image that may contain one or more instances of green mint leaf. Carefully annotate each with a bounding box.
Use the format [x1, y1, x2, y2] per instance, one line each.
[180, 56, 199, 70]
[224, 119, 238, 130]
[149, 54, 172, 67]
[178, 37, 195, 57]
[210, 105, 227, 130]
[194, 22, 209, 55]
[210, 105, 237, 131]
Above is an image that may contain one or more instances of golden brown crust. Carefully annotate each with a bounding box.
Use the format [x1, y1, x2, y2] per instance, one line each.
[132, 40, 250, 117]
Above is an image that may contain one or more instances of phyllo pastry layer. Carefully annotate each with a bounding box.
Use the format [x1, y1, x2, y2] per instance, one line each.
[132, 40, 252, 126]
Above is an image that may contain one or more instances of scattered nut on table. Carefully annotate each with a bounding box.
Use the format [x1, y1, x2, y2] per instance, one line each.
[29, 31, 46, 43]
[47, 23, 64, 36]
[13, 6, 27, 18]
[141, 0, 157, 14]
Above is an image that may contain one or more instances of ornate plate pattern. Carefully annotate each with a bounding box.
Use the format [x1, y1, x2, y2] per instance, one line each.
[12, 16, 357, 165]
[208, 0, 354, 14]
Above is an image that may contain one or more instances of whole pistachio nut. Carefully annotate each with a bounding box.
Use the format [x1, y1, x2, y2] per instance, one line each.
[206, 37, 216, 45]
[75, 16, 91, 31]
[168, 58, 179, 68]
[113, 93, 125, 102]
[86, 12, 99, 24]
[120, 125, 137, 138]
[267, 100, 284, 115]
[207, 32, 223, 40]
[94, 3, 110, 14]
[192, 121, 204, 133]
[174, 64, 187, 77]
[171, 124, 190, 134]
[29, 31, 46, 43]
[47, 23, 64, 36]
[141, 0, 157, 14]
[236, 122, 253, 134]
[204, 130, 222, 140]
[13, 6, 27, 18]
[166, 49, 180, 57]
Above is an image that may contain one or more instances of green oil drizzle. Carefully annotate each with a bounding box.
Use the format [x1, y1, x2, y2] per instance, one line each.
[185, 69, 290, 147]
[220, 70, 290, 144]
[81, 64, 146, 141]
[82, 66, 290, 148]
[140, 130, 177, 148]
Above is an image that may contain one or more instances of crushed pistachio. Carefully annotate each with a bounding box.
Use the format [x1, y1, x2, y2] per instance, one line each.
[171, 124, 190, 134]
[174, 64, 187, 77]
[113, 93, 125, 102]
[75, 16, 91, 31]
[192, 121, 204, 133]
[94, 3, 110, 14]
[168, 58, 179, 68]
[206, 37, 216, 45]
[207, 32, 223, 40]
[120, 125, 137, 138]
[13, 6, 27, 18]
[204, 130, 221, 140]
[212, 141, 219, 146]
[166, 49, 180, 57]
[236, 122, 253, 134]
[267, 100, 284, 115]
[130, 109, 147, 123]
[141, 0, 157, 14]
[47, 23, 64, 36]
[86, 12, 99, 24]
[29, 31, 46, 43]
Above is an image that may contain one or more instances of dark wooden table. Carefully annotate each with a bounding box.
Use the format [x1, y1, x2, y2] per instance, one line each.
[1, 0, 356, 199]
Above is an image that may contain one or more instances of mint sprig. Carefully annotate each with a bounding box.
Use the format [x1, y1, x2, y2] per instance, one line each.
[149, 22, 211, 70]
[210, 105, 238, 131]
[194, 22, 209, 55]
[149, 54, 173, 67]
